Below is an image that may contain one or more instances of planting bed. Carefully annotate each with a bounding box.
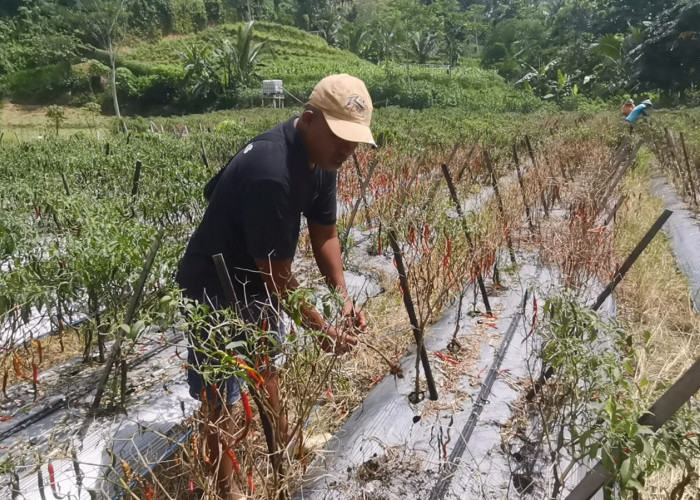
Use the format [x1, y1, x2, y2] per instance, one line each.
[2, 111, 699, 499]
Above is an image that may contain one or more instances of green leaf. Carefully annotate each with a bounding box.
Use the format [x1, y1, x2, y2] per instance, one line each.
[557, 69, 566, 89]
[619, 457, 631, 487]
[593, 34, 623, 62]
[225, 340, 246, 351]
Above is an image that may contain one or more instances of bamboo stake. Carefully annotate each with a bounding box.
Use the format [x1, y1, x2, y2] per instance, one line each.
[131, 160, 142, 197]
[483, 149, 516, 265]
[679, 132, 698, 206]
[387, 229, 438, 402]
[525, 135, 549, 216]
[441, 163, 492, 315]
[91, 230, 164, 412]
[512, 144, 535, 233]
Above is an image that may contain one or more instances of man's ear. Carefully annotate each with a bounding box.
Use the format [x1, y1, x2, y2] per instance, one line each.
[300, 108, 315, 125]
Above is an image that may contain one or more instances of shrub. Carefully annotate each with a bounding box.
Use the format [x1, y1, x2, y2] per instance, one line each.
[135, 65, 185, 106]
[5, 63, 74, 103]
[115, 67, 138, 98]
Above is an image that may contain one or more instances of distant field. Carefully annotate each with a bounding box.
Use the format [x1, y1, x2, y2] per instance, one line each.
[0, 100, 112, 141]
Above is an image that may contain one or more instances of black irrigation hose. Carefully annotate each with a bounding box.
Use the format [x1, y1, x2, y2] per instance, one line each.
[429, 290, 529, 500]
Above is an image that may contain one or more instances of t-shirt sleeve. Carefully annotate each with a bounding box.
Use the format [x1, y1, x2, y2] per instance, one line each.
[244, 179, 297, 260]
[305, 171, 337, 226]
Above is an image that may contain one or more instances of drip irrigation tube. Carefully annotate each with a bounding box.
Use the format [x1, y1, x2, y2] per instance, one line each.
[429, 290, 529, 500]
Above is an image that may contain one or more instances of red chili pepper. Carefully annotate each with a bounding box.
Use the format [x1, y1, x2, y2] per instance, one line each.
[226, 449, 241, 475]
[48, 463, 57, 494]
[523, 295, 538, 343]
[434, 352, 459, 366]
[13, 352, 29, 381]
[247, 471, 255, 492]
[32, 363, 39, 385]
[422, 224, 431, 252]
[0, 415, 12, 422]
[241, 391, 252, 424]
[144, 486, 154, 500]
[36, 340, 43, 365]
[189, 479, 194, 492]
[234, 357, 264, 386]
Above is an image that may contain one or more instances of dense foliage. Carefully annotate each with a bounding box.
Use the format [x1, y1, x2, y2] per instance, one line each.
[1, 0, 698, 113]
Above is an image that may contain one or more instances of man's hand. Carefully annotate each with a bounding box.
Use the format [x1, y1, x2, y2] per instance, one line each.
[319, 324, 358, 354]
[317, 301, 368, 354]
[341, 300, 367, 334]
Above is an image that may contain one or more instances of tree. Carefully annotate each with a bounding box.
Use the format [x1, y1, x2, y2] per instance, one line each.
[442, 14, 467, 68]
[45, 105, 66, 135]
[409, 29, 439, 63]
[180, 21, 268, 103]
[589, 27, 643, 93]
[369, 26, 396, 63]
[180, 44, 219, 100]
[632, 1, 700, 95]
[343, 24, 370, 57]
[77, 0, 129, 119]
[227, 20, 268, 87]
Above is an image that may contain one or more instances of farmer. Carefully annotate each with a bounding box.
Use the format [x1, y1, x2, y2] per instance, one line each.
[621, 98, 635, 117]
[625, 98, 653, 125]
[175, 73, 374, 499]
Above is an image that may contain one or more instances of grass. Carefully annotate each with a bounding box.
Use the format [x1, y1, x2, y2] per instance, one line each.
[0, 100, 112, 142]
[613, 145, 700, 498]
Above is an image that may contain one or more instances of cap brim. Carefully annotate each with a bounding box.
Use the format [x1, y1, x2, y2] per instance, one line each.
[325, 115, 376, 146]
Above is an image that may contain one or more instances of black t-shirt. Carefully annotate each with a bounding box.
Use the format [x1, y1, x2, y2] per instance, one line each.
[175, 117, 337, 308]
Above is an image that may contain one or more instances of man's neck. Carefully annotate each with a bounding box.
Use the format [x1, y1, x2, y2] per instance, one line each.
[294, 117, 316, 170]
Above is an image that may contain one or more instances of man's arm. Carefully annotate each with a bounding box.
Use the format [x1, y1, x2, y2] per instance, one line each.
[308, 222, 347, 297]
[308, 222, 367, 331]
[253, 256, 357, 353]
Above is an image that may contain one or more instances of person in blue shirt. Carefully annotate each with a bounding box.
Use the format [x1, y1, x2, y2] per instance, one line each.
[625, 99, 653, 124]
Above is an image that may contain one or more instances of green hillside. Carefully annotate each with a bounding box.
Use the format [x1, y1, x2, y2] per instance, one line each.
[111, 21, 540, 113]
[2, 19, 540, 115]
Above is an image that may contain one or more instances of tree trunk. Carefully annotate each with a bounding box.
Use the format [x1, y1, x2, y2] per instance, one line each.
[108, 36, 121, 120]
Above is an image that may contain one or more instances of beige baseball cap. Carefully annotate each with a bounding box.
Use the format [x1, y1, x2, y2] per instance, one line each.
[308, 74, 375, 146]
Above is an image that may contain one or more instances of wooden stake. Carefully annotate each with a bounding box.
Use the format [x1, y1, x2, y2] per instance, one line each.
[441, 163, 492, 315]
[483, 149, 516, 265]
[387, 229, 439, 402]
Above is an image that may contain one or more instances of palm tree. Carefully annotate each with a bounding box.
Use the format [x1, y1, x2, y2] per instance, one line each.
[345, 25, 369, 57]
[409, 29, 439, 65]
[231, 21, 268, 87]
[371, 27, 395, 64]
